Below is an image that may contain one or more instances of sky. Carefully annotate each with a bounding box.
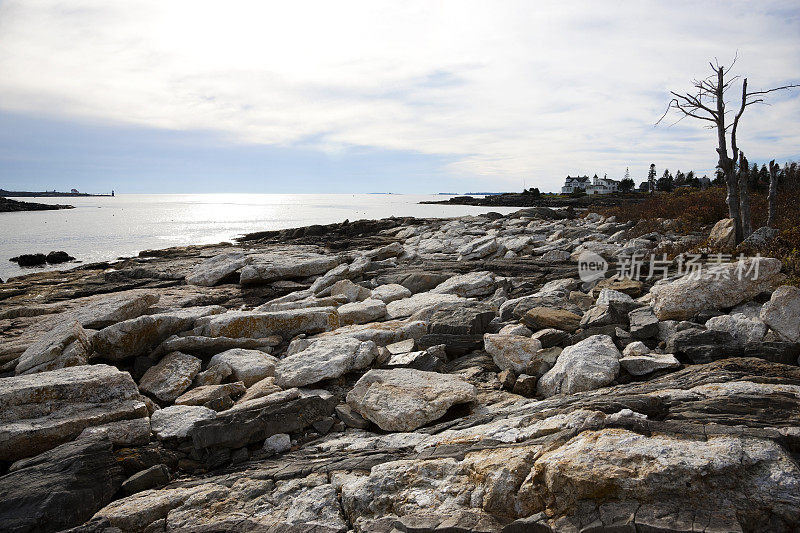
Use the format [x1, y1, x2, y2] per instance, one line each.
[0, 0, 798, 194]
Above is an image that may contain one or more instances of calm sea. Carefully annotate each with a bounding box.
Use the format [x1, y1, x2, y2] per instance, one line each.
[0, 194, 517, 281]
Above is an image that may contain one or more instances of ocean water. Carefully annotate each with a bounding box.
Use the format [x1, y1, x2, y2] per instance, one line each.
[0, 193, 517, 281]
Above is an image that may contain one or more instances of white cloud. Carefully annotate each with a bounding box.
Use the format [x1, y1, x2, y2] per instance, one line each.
[0, 0, 798, 191]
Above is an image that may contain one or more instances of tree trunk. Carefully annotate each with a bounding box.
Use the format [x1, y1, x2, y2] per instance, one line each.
[738, 152, 752, 239]
[714, 67, 743, 243]
[768, 160, 778, 227]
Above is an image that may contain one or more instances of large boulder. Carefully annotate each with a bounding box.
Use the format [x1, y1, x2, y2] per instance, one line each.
[185, 252, 248, 286]
[239, 253, 343, 285]
[0, 365, 146, 461]
[196, 307, 339, 339]
[138, 351, 202, 403]
[386, 292, 468, 319]
[706, 313, 767, 343]
[708, 218, 736, 248]
[347, 368, 476, 431]
[275, 337, 378, 388]
[0, 437, 123, 533]
[760, 285, 800, 343]
[15, 320, 91, 375]
[665, 328, 741, 364]
[650, 258, 783, 320]
[208, 348, 279, 386]
[537, 334, 622, 397]
[72, 291, 160, 329]
[370, 283, 412, 303]
[483, 334, 543, 374]
[337, 299, 387, 326]
[430, 271, 497, 297]
[91, 306, 225, 361]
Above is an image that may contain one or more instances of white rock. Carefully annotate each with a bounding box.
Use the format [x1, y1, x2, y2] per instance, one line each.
[240, 253, 343, 285]
[386, 293, 468, 319]
[275, 337, 378, 388]
[596, 288, 634, 306]
[15, 320, 91, 375]
[139, 351, 202, 403]
[430, 271, 496, 297]
[760, 285, 800, 343]
[498, 324, 533, 336]
[186, 252, 248, 286]
[313, 319, 427, 346]
[73, 291, 160, 329]
[196, 307, 339, 339]
[483, 334, 543, 374]
[347, 368, 476, 431]
[537, 334, 622, 397]
[706, 313, 767, 343]
[622, 341, 649, 357]
[150, 405, 216, 440]
[370, 284, 412, 303]
[619, 353, 680, 376]
[338, 299, 387, 326]
[208, 348, 279, 387]
[263, 433, 292, 455]
[650, 258, 783, 320]
[708, 218, 736, 248]
[330, 279, 371, 302]
[77, 417, 151, 447]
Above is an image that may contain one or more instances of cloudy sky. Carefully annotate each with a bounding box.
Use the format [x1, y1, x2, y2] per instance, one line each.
[0, 0, 798, 194]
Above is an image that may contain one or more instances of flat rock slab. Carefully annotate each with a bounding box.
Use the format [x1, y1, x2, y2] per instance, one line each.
[386, 293, 468, 319]
[185, 252, 248, 287]
[196, 307, 339, 339]
[239, 253, 343, 285]
[151, 405, 217, 440]
[347, 368, 477, 431]
[313, 319, 427, 346]
[430, 271, 496, 297]
[0, 364, 146, 461]
[15, 319, 91, 375]
[275, 336, 378, 388]
[208, 348, 279, 386]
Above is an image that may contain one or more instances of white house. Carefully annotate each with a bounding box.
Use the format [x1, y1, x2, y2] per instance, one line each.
[561, 174, 619, 195]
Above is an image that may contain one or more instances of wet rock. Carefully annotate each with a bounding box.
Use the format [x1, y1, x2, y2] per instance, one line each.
[537, 334, 622, 397]
[150, 405, 216, 440]
[15, 319, 91, 375]
[761, 285, 800, 343]
[10, 253, 47, 266]
[650, 257, 782, 320]
[0, 364, 146, 461]
[120, 464, 170, 496]
[666, 328, 740, 364]
[185, 252, 248, 286]
[347, 368, 476, 431]
[483, 334, 543, 374]
[139, 352, 202, 403]
[275, 337, 378, 388]
[208, 348, 279, 386]
[0, 437, 123, 533]
[196, 307, 339, 339]
[92, 306, 225, 361]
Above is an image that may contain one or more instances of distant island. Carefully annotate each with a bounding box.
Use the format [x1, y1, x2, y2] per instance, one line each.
[0, 196, 74, 212]
[0, 189, 113, 197]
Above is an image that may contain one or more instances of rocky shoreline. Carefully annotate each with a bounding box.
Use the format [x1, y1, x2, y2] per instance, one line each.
[0, 196, 74, 212]
[1, 208, 799, 532]
[420, 192, 646, 208]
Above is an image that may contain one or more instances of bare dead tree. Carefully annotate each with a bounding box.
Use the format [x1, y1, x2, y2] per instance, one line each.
[657, 56, 798, 244]
[768, 159, 779, 227]
[737, 151, 752, 238]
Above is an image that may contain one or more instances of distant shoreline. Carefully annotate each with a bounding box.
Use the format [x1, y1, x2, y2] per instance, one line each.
[0, 189, 112, 198]
[0, 197, 74, 213]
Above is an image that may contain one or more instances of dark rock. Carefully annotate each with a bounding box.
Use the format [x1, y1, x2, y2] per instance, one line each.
[230, 447, 250, 465]
[512, 374, 538, 397]
[387, 349, 446, 372]
[629, 307, 659, 339]
[46, 251, 75, 264]
[191, 395, 334, 450]
[0, 437, 122, 533]
[114, 443, 180, 477]
[312, 417, 336, 435]
[9, 253, 47, 267]
[206, 448, 232, 469]
[335, 404, 370, 429]
[416, 333, 484, 358]
[666, 328, 740, 364]
[428, 305, 495, 335]
[444, 351, 498, 373]
[400, 272, 452, 294]
[203, 394, 234, 412]
[58, 517, 122, 533]
[497, 368, 516, 390]
[569, 325, 619, 344]
[742, 341, 800, 365]
[579, 304, 628, 328]
[120, 464, 170, 496]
